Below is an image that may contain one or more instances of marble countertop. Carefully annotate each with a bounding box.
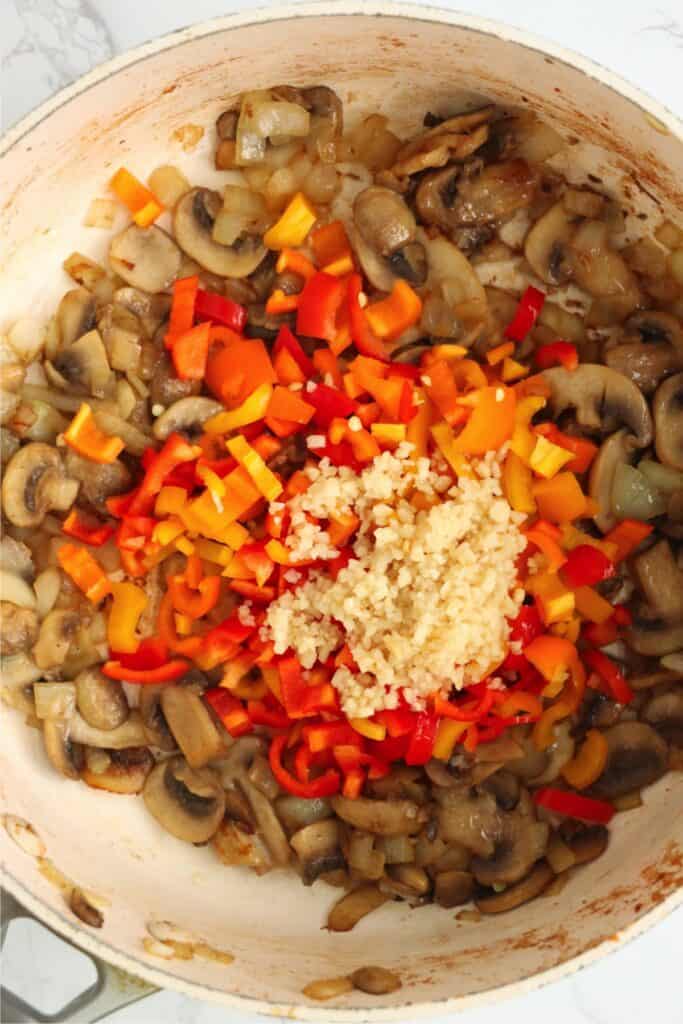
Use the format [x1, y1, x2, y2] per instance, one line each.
[1, 0, 682, 1021]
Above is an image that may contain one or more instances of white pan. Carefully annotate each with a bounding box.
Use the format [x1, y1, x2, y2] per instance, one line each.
[1, 4, 682, 1021]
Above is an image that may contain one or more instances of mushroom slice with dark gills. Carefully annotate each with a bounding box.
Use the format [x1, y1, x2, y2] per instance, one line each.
[174, 188, 266, 278]
[56, 287, 97, 347]
[605, 312, 683, 394]
[139, 685, 176, 751]
[590, 722, 668, 800]
[643, 691, 683, 747]
[153, 397, 223, 441]
[82, 746, 154, 795]
[543, 365, 653, 447]
[416, 158, 538, 235]
[109, 224, 182, 294]
[42, 718, 84, 780]
[470, 792, 549, 887]
[63, 449, 130, 515]
[654, 371, 683, 471]
[48, 330, 112, 398]
[32, 610, 80, 671]
[160, 685, 222, 769]
[2, 443, 79, 528]
[632, 540, 683, 624]
[143, 755, 226, 844]
[290, 819, 344, 884]
[387, 106, 495, 180]
[524, 201, 576, 285]
[627, 616, 683, 657]
[350, 187, 427, 293]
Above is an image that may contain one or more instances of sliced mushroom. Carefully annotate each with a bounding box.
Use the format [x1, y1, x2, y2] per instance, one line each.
[240, 777, 291, 866]
[643, 691, 683, 746]
[590, 722, 668, 799]
[327, 884, 390, 932]
[33, 681, 77, 720]
[82, 746, 154, 794]
[2, 443, 79, 527]
[419, 229, 488, 329]
[0, 601, 38, 656]
[69, 710, 147, 749]
[290, 819, 343, 884]
[654, 372, 683, 471]
[417, 159, 537, 233]
[433, 869, 475, 908]
[63, 449, 130, 515]
[633, 540, 683, 622]
[50, 330, 112, 398]
[471, 807, 548, 888]
[543, 365, 653, 447]
[606, 312, 683, 394]
[589, 429, 639, 532]
[160, 686, 222, 769]
[153, 397, 223, 441]
[75, 668, 128, 731]
[350, 188, 427, 292]
[0, 536, 34, 580]
[570, 220, 640, 301]
[33, 610, 79, 670]
[481, 770, 521, 810]
[56, 288, 97, 347]
[627, 617, 683, 657]
[524, 201, 575, 285]
[435, 785, 502, 857]
[350, 966, 402, 996]
[387, 107, 494, 180]
[42, 718, 84, 779]
[331, 795, 426, 836]
[139, 685, 176, 751]
[174, 189, 266, 278]
[143, 756, 226, 844]
[568, 826, 609, 866]
[475, 861, 553, 914]
[109, 225, 181, 294]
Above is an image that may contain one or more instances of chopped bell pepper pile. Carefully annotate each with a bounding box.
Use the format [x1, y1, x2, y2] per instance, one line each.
[53, 240, 645, 818]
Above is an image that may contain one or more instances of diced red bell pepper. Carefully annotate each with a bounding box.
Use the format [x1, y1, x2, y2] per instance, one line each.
[171, 321, 211, 380]
[534, 423, 597, 474]
[375, 707, 416, 738]
[246, 700, 291, 729]
[106, 487, 139, 518]
[303, 721, 361, 753]
[508, 604, 544, 649]
[269, 733, 340, 798]
[313, 441, 363, 473]
[583, 649, 634, 705]
[111, 637, 168, 671]
[533, 787, 614, 824]
[534, 340, 579, 371]
[102, 659, 190, 684]
[305, 382, 358, 428]
[368, 733, 410, 763]
[296, 272, 347, 343]
[504, 285, 545, 342]
[433, 684, 496, 722]
[62, 509, 113, 547]
[273, 325, 315, 377]
[561, 544, 616, 589]
[347, 273, 389, 361]
[194, 289, 247, 333]
[405, 711, 439, 765]
[204, 687, 252, 737]
[115, 516, 157, 577]
[128, 434, 199, 516]
[603, 519, 654, 562]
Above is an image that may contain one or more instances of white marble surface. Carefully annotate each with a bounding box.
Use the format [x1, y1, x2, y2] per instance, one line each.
[1, 0, 683, 1021]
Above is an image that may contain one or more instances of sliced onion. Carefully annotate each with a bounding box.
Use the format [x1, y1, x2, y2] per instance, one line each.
[612, 463, 667, 520]
[34, 681, 77, 720]
[0, 570, 36, 610]
[8, 319, 46, 363]
[34, 568, 61, 619]
[638, 459, 683, 495]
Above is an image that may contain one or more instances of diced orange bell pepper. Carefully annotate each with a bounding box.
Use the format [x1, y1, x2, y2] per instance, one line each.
[264, 192, 317, 249]
[275, 248, 316, 281]
[57, 544, 111, 604]
[226, 435, 283, 501]
[328, 512, 360, 547]
[532, 472, 587, 523]
[405, 389, 431, 458]
[171, 321, 211, 380]
[562, 729, 609, 790]
[63, 403, 125, 464]
[486, 341, 515, 366]
[110, 167, 163, 226]
[273, 346, 306, 385]
[452, 386, 516, 455]
[205, 333, 276, 408]
[503, 452, 536, 515]
[603, 519, 654, 562]
[449, 359, 488, 392]
[573, 585, 614, 624]
[365, 280, 423, 341]
[266, 386, 315, 425]
[423, 359, 464, 427]
[311, 220, 353, 272]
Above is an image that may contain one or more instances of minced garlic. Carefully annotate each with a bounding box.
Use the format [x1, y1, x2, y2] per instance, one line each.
[263, 445, 526, 718]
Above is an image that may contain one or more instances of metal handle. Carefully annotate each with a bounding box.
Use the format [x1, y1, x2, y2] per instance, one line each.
[1, 890, 157, 1023]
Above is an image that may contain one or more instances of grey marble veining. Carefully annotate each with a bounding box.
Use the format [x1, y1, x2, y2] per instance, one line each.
[1, 0, 683, 1020]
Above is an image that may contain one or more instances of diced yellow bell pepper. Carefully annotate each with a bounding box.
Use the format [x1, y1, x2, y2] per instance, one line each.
[265, 539, 291, 565]
[263, 192, 317, 249]
[370, 422, 407, 447]
[550, 615, 582, 644]
[222, 553, 254, 579]
[559, 524, 618, 561]
[349, 718, 387, 742]
[174, 613, 194, 635]
[204, 382, 273, 435]
[529, 435, 575, 479]
[433, 718, 469, 760]
[501, 356, 529, 382]
[510, 395, 546, 462]
[533, 574, 576, 624]
[175, 536, 195, 556]
[155, 485, 189, 517]
[502, 451, 537, 515]
[573, 585, 614, 624]
[226, 435, 283, 501]
[430, 421, 473, 477]
[153, 517, 185, 547]
[262, 665, 282, 701]
[197, 464, 226, 499]
[194, 538, 234, 567]
[429, 344, 468, 362]
[107, 581, 147, 653]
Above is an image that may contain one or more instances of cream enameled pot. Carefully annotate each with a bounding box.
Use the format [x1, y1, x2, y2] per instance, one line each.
[1, 5, 682, 1021]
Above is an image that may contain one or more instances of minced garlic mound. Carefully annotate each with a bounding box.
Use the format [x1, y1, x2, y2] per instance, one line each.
[263, 444, 526, 718]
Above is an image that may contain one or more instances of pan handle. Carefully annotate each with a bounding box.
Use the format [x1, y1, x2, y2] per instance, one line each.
[1, 889, 157, 1023]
